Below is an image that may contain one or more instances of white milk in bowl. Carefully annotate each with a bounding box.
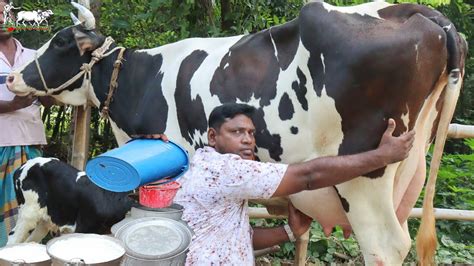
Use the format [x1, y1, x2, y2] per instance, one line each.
[0, 243, 50, 265]
[47, 234, 125, 265]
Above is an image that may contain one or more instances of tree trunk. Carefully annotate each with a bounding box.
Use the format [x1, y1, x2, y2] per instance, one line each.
[51, 106, 64, 141]
[220, 0, 232, 31]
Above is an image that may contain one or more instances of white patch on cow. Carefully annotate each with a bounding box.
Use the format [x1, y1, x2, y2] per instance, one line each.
[438, 35, 442, 40]
[58, 224, 77, 234]
[401, 107, 410, 130]
[321, 1, 392, 19]
[320, 53, 326, 74]
[18, 158, 57, 182]
[109, 118, 130, 146]
[269, 28, 279, 63]
[336, 164, 411, 264]
[415, 44, 419, 64]
[8, 191, 50, 244]
[52, 79, 90, 106]
[223, 62, 229, 69]
[76, 172, 86, 183]
[443, 24, 452, 32]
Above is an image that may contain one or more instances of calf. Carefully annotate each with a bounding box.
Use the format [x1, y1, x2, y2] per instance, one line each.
[8, 157, 132, 244]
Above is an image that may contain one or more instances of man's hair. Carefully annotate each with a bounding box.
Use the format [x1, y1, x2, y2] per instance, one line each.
[208, 103, 257, 130]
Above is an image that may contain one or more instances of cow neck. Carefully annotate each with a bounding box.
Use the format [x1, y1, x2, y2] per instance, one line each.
[100, 47, 126, 119]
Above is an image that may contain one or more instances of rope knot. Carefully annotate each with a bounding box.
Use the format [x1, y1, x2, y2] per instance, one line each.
[114, 59, 123, 68]
[101, 106, 109, 118]
[80, 63, 92, 72]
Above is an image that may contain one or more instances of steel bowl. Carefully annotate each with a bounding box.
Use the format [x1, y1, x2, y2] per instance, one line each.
[46, 234, 125, 266]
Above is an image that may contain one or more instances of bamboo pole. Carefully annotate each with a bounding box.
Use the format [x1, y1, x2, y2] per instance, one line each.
[447, 123, 474, 139]
[70, 0, 92, 170]
[249, 207, 474, 221]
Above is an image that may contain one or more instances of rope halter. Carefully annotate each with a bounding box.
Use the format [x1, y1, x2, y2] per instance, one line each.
[34, 36, 124, 96]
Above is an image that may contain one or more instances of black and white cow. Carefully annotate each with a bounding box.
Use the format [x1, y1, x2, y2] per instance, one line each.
[8, 157, 132, 244]
[6, 2, 466, 264]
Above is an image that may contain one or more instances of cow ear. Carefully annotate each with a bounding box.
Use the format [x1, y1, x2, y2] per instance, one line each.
[73, 27, 100, 56]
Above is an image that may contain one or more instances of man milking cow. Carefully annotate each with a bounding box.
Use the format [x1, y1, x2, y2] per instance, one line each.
[142, 102, 413, 265]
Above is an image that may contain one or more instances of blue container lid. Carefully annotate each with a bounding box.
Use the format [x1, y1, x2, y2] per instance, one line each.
[86, 156, 141, 192]
[85, 140, 189, 192]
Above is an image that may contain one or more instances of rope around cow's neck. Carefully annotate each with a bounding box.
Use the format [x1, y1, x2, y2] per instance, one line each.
[34, 36, 125, 96]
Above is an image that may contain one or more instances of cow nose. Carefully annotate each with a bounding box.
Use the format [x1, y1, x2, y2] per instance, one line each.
[5, 75, 14, 91]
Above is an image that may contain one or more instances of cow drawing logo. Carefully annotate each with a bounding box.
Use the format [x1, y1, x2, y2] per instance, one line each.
[1, 2, 53, 32]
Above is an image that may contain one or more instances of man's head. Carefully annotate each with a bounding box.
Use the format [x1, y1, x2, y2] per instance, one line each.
[208, 103, 257, 160]
[0, 0, 13, 40]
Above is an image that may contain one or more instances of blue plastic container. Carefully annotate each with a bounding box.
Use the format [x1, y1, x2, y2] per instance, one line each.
[85, 139, 189, 192]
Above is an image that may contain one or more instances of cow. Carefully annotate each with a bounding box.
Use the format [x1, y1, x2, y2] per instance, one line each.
[6, 1, 467, 264]
[7, 157, 133, 244]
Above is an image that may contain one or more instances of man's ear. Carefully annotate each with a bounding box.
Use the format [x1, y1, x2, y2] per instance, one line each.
[72, 27, 101, 56]
[208, 128, 217, 147]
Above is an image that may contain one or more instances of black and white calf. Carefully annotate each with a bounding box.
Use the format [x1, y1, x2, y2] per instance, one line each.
[8, 157, 132, 244]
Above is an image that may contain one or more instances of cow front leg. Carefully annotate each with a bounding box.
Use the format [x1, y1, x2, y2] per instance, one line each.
[336, 164, 411, 265]
[25, 220, 50, 243]
[7, 216, 38, 245]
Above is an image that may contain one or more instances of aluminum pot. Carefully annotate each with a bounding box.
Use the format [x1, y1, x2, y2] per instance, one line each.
[46, 234, 125, 266]
[0, 243, 50, 266]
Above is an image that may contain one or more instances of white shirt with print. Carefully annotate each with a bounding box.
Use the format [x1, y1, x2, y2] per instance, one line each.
[174, 147, 287, 265]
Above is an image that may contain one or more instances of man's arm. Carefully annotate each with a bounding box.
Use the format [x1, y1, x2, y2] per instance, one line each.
[0, 95, 35, 113]
[253, 202, 312, 250]
[272, 119, 415, 197]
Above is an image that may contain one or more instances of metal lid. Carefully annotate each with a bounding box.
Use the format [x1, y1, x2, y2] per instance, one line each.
[115, 217, 192, 260]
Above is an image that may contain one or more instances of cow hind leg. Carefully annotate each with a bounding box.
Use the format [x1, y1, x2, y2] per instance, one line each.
[336, 164, 411, 265]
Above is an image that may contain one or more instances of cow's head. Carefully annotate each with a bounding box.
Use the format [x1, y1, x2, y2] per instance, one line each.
[7, 3, 105, 106]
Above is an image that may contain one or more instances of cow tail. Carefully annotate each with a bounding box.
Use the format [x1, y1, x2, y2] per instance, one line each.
[416, 16, 466, 265]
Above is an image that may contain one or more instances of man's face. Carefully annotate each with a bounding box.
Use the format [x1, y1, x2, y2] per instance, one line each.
[208, 114, 256, 160]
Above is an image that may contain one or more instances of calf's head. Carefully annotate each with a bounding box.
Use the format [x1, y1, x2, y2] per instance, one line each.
[7, 2, 105, 106]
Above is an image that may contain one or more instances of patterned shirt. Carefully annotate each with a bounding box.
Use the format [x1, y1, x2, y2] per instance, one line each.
[174, 147, 287, 265]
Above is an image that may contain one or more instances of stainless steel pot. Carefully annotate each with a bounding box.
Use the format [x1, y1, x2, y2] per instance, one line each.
[114, 217, 192, 265]
[130, 203, 184, 220]
[111, 203, 185, 235]
[120, 249, 187, 266]
[0, 243, 51, 266]
[46, 234, 125, 266]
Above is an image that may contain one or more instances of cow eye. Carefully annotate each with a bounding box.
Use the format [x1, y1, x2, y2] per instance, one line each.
[54, 38, 66, 48]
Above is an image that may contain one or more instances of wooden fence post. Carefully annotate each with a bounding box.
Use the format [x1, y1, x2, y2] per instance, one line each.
[70, 0, 92, 170]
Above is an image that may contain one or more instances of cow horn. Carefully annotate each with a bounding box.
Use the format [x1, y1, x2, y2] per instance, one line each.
[71, 2, 95, 30]
[70, 12, 81, 26]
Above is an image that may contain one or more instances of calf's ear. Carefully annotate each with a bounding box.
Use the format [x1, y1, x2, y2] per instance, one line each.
[73, 27, 101, 56]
